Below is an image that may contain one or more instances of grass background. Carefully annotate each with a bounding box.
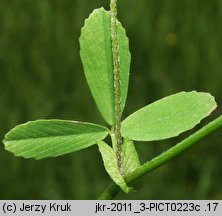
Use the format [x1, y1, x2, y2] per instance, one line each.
[0, 0, 222, 199]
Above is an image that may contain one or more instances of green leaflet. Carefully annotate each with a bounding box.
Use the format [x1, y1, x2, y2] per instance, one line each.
[97, 141, 130, 193]
[80, 8, 131, 125]
[122, 137, 140, 176]
[121, 91, 217, 141]
[3, 120, 109, 159]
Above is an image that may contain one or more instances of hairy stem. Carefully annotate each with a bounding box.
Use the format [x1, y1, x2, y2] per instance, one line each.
[110, 0, 123, 172]
[99, 115, 222, 200]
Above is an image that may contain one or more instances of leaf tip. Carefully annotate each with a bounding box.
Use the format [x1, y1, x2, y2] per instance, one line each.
[79, 7, 107, 40]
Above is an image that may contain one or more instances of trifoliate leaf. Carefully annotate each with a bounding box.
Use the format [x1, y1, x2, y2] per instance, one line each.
[121, 91, 217, 141]
[122, 137, 140, 176]
[3, 119, 109, 159]
[80, 8, 131, 125]
[97, 141, 131, 193]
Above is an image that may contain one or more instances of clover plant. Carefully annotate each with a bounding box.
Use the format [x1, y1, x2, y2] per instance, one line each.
[2, 0, 222, 199]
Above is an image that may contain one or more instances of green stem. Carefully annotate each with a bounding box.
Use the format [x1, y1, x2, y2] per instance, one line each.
[110, 0, 123, 172]
[99, 115, 222, 200]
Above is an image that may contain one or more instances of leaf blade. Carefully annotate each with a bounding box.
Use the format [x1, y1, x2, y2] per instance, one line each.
[97, 141, 131, 193]
[80, 8, 131, 125]
[122, 91, 217, 141]
[3, 119, 109, 159]
[122, 138, 140, 176]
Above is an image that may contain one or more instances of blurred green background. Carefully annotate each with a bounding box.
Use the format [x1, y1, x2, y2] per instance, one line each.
[0, 0, 222, 199]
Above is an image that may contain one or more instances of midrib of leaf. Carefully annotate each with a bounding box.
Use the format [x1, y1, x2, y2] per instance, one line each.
[103, 12, 113, 88]
[6, 129, 103, 141]
[97, 141, 131, 193]
[6, 133, 105, 159]
[99, 115, 222, 200]
[81, 25, 111, 97]
[5, 132, 104, 153]
[5, 121, 107, 141]
[80, 10, 115, 123]
[121, 138, 140, 177]
[121, 91, 216, 141]
[4, 120, 109, 159]
[27, 136, 97, 159]
[79, 8, 130, 125]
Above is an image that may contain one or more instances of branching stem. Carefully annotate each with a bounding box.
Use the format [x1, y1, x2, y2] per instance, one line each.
[99, 115, 222, 200]
[110, 0, 123, 172]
